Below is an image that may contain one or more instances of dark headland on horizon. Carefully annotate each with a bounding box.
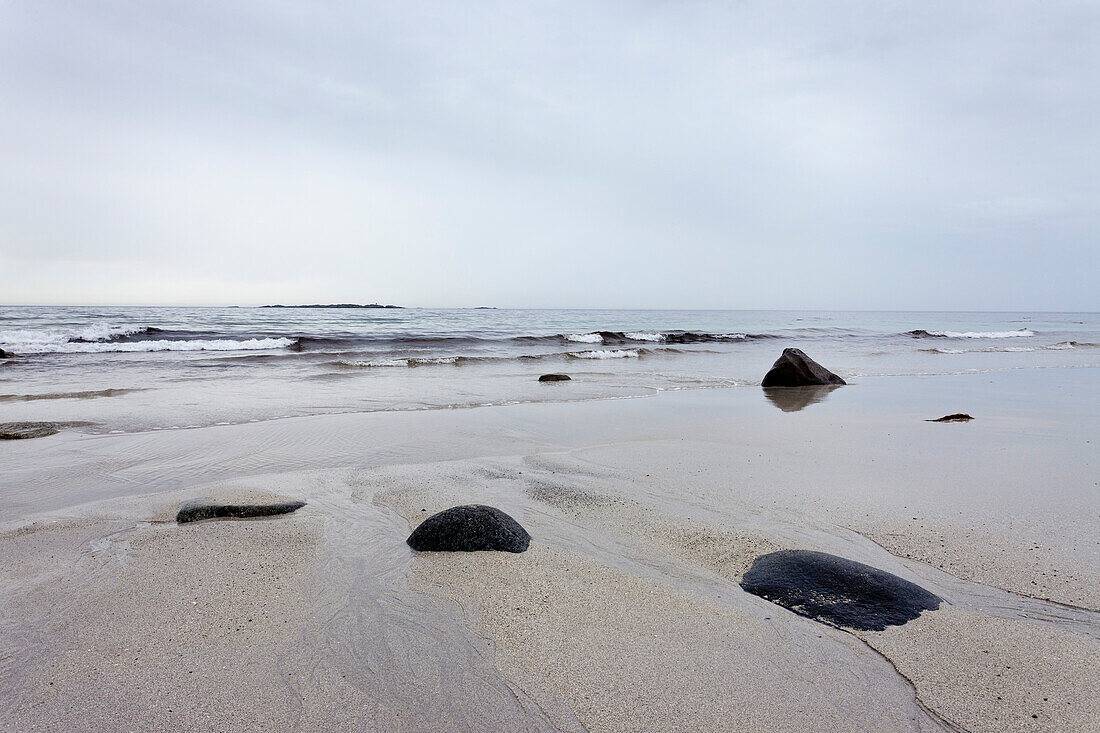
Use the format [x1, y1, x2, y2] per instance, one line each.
[260, 303, 403, 309]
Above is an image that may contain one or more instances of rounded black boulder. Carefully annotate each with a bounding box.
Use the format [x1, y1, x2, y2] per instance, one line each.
[539, 373, 571, 382]
[761, 348, 846, 387]
[740, 550, 940, 631]
[407, 505, 531, 553]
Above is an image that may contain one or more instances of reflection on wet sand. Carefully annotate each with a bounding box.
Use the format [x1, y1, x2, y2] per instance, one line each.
[763, 385, 841, 412]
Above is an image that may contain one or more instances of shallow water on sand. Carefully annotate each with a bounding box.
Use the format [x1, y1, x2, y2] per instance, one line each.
[1, 307, 1097, 433]
[1, 366, 1098, 730]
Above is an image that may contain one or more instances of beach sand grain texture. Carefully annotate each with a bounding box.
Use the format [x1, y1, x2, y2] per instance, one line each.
[1, 372, 1097, 732]
[1, 501, 323, 732]
[862, 606, 1100, 732]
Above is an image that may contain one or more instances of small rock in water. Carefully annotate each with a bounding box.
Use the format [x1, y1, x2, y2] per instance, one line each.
[407, 505, 531, 553]
[927, 413, 974, 422]
[740, 550, 940, 631]
[0, 422, 63, 440]
[176, 498, 306, 523]
[538, 373, 571, 382]
[761, 348, 846, 387]
[0, 348, 11, 359]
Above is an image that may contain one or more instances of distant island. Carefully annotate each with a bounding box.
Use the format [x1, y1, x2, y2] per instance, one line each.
[261, 303, 403, 309]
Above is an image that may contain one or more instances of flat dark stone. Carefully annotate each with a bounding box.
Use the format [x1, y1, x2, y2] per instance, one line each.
[407, 505, 531, 553]
[928, 413, 974, 422]
[740, 550, 941, 631]
[176, 499, 306, 523]
[0, 422, 63, 440]
[539, 373, 571, 382]
[761, 348, 846, 387]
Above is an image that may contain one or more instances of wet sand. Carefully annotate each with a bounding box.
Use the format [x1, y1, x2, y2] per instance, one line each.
[1, 369, 1098, 731]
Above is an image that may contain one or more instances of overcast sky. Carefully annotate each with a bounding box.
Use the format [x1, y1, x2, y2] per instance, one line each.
[1, 1, 1096, 309]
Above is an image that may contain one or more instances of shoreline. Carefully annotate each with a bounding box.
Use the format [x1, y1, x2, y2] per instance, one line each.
[2, 367, 1098, 730]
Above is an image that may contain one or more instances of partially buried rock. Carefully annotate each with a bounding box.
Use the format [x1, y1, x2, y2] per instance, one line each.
[740, 550, 940, 631]
[176, 498, 306, 523]
[928, 413, 974, 422]
[407, 505, 531, 553]
[0, 422, 63, 440]
[539, 373, 571, 382]
[761, 348, 846, 388]
[0, 348, 11, 359]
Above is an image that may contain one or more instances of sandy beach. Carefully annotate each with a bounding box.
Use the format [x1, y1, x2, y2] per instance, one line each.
[1, 367, 1097, 731]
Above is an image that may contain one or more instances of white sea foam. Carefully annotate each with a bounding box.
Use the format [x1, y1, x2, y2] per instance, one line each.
[4, 337, 295, 354]
[1048, 341, 1076, 350]
[930, 329, 1035, 339]
[569, 349, 641, 359]
[930, 348, 966, 354]
[0, 324, 149, 350]
[625, 332, 663, 341]
[565, 333, 604, 343]
[409, 356, 459, 365]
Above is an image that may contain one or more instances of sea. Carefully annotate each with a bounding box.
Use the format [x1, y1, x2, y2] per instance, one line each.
[1, 307, 1097, 434]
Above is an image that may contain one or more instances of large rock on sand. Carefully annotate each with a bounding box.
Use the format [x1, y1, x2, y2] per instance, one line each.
[177, 498, 306, 523]
[538, 373, 571, 382]
[740, 550, 940, 631]
[761, 348, 845, 387]
[0, 422, 63, 440]
[407, 505, 531, 553]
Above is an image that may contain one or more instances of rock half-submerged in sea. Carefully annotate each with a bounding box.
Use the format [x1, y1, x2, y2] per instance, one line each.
[407, 505, 531, 553]
[176, 498, 307, 524]
[928, 413, 974, 422]
[539, 373, 571, 382]
[740, 550, 940, 631]
[761, 348, 846, 387]
[0, 348, 11, 359]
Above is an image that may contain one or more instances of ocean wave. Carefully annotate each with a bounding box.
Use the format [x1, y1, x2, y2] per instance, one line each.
[556, 331, 756, 345]
[1047, 341, 1097, 350]
[71, 325, 165, 343]
[0, 324, 147, 349]
[921, 343, 1081, 355]
[568, 349, 641, 359]
[0, 388, 143, 402]
[907, 329, 1035, 339]
[5, 337, 295, 354]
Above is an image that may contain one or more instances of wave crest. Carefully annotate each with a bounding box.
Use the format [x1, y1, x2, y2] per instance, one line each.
[907, 329, 1035, 339]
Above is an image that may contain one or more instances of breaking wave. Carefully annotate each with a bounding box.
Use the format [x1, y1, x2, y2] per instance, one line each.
[907, 329, 1035, 339]
[3, 337, 295, 354]
[568, 349, 641, 359]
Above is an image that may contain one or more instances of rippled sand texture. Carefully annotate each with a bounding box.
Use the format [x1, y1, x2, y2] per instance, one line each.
[1, 369, 1097, 731]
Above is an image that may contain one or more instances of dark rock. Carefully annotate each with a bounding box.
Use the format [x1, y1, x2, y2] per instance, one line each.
[176, 498, 306, 523]
[763, 385, 840, 412]
[927, 413, 974, 422]
[407, 505, 531, 553]
[539, 373, 571, 382]
[0, 348, 10, 358]
[740, 550, 940, 631]
[761, 348, 846, 387]
[0, 422, 63, 440]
